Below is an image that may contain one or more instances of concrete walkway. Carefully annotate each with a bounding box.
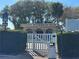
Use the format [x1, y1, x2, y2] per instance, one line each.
[33, 56, 48, 59]
[0, 52, 33, 59]
[0, 55, 48, 59]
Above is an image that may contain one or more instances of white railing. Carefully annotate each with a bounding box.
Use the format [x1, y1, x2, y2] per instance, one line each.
[26, 33, 57, 56]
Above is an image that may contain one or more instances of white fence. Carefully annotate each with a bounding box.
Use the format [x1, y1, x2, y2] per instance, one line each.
[26, 33, 57, 56]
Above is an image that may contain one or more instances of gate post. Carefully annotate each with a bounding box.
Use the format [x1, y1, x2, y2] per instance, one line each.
[48, 33, 57, 59]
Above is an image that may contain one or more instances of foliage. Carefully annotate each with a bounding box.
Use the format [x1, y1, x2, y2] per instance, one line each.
[51, 2, 64, 18]
[57, 32, 79, 57]
[0, 31, 27, 54]
[0, 1, 64, 29]
[9, 1, 47, 24]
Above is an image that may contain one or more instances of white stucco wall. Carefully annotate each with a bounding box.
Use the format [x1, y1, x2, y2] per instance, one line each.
[65, 19, 79, 32]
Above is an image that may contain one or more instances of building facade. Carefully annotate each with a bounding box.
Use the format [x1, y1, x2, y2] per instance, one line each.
[65, 19, 79, 32]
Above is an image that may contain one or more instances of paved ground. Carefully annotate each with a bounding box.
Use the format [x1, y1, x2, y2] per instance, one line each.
[33, 56, 48, 59]
[0, 52, 33, 59]
[28, 50, 48, 59]
[0, 55, 47, 59]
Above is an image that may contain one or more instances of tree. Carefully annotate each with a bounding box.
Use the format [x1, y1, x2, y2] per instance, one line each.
[51, 2, 63, 24]
[8, 1, 35, 29]
[32, 1, 47, 23]
[51, 2, 63, 18]
[1, 1, 64, 30]
[8, 0, 48, 29]
[0, 6, 19, 29]
[62, 7, 79, 19]
[50, 2, 64, 32]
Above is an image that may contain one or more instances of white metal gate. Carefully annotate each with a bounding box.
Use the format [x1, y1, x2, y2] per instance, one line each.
[26, 33, 57, 56]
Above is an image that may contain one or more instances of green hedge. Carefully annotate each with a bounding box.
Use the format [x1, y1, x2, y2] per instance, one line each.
[57, 32, 79, 58]
[0, 31, 27, 54]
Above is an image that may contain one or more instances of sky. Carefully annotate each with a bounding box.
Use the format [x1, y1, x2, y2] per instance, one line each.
[0, 0, 79, 11]
[0, 0, 79, 29]
[0, 0, 15, 11]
